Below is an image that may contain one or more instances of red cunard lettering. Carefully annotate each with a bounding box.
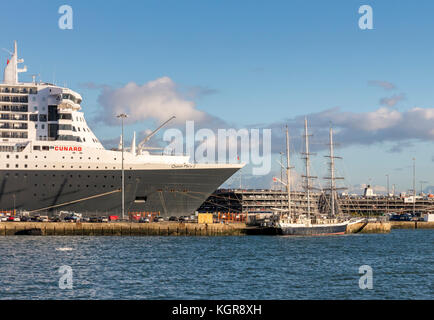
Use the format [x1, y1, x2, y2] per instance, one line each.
[54, 146, 82, 151]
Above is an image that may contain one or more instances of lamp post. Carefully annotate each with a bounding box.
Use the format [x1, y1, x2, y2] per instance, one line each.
[419, 180, 428, 194]
[117, 113, 128, 220]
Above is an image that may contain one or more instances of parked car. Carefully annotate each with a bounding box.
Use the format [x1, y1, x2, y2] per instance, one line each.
[98, 217, 108, 223]
[179, 216, 190, 222]
[169, 216, 179, 221]
[390, 214, 411, 221]
[19, 216, 30, 222]
[139, 217, 150, 223]
[0, 216, 8, 222]
[153, 216, 164, 222]
[89, 217, 99, 223]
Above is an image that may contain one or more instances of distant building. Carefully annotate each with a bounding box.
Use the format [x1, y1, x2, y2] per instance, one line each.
[363, 185, 376, 197]
[198, 188, 434, 216]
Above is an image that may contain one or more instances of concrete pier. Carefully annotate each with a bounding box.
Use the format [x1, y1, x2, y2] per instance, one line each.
[0, 221, 400, 236]
[0, 222, 247, 236]
[390, 221, 434, 229]
[346, 221, 391, 234]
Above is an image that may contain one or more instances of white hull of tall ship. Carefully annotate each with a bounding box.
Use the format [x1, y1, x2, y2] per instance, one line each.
[278, 220, 349, 236]
[0, 41, 243, 216]
[277, 218, 363, 236]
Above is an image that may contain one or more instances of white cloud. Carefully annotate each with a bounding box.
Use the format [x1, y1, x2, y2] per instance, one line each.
[379, 94, 405, 107]
[96, 77, 208, 125]
[268, 106, 434, 153]
[368, 80, 396, 90]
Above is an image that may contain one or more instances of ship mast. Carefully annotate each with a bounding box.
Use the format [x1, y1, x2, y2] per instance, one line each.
[329, 127, 336, 216]
[324, 126, 345, 217]
[285, 126, 291, 217]
[302, 118, 316, 219]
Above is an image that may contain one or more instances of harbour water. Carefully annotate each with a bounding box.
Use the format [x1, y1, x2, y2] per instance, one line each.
[0, 229, 432, 300]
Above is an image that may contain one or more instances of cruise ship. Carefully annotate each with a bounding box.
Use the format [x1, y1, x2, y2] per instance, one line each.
[0, 41, 243, 217]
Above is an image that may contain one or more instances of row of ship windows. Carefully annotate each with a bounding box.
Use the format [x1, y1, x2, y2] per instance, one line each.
[4, 164, 132, 169]
[0, 94, 80, 105]
[0, 105, 28, 112]
[0, 107, 86, 124]
[3, 153, 113, 160]
[0, 122, 28, 129]
[4, 173, 131, 179]
[0, 113, 70, 121]
[1, 132, 28, 138]
[0, 96, 28, 103]
[0, 87, 37, 94]
[62, 93, 82, 104]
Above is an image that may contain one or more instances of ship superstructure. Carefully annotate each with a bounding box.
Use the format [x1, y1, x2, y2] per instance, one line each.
[0, 41, 243, 216]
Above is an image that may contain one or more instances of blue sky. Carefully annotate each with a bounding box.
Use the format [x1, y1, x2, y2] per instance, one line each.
[2, 0, 434, 192]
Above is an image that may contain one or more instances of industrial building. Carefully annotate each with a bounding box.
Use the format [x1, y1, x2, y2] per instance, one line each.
[198, 188, 434, 216]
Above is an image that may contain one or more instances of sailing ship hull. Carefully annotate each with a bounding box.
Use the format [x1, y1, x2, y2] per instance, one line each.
[278, 223, 347, 236]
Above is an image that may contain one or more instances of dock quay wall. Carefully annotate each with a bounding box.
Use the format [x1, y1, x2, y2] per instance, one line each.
[346, 222, 391, 234]
[0, 222, 247, 236]
[0, 221, 417, 236]
[390, 221, 434, 229]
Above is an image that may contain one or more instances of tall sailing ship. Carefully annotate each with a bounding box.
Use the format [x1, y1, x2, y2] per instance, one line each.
[0, 41, 243, 216]
[273, 119, 359, 235]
